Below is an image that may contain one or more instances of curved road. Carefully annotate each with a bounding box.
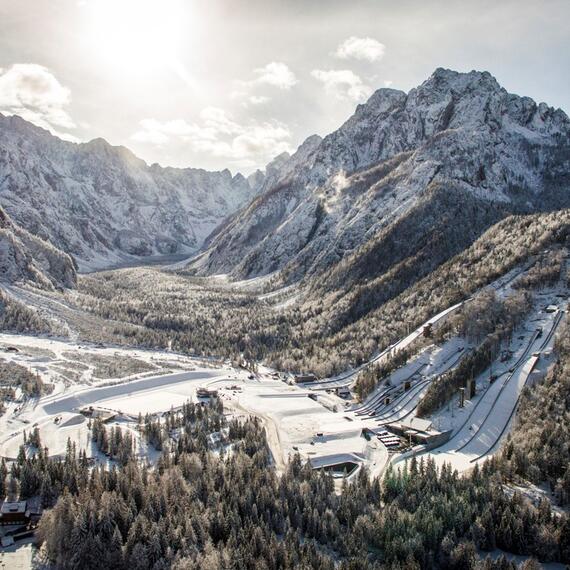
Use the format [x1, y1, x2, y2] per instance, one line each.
[41, 369, 224, 415]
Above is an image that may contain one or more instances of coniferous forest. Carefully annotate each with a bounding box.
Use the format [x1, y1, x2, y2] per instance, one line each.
[0, 393, 565, 569]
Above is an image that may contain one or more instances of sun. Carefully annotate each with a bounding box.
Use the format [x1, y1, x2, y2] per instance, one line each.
[84, 0, 189, 75]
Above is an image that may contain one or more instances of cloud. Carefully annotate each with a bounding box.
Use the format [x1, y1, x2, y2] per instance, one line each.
[131, 118, 195, 145]
[247, 95, 270, 106]
[231, 61, 298, 105]
[252, 62, 298, 90]
[335, 37, 386, 62]
[0, 64, 77, 136]
[131, 107, 292, 168]
[384, 80, 394, 87]
[311, 69, 372, 102]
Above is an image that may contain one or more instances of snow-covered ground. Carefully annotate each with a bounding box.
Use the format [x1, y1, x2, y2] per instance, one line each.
[353, 337, 467, 417]
[0, 329, 392, 478]
[219, 378, 386, 476]
[0, 332, 216, 385]
[0, 540, 35, 570]
[2, 283, 458, 477]
[207, 272, 302, 310]
[41, 369, 226, 416]
[0, 333, 247, 461]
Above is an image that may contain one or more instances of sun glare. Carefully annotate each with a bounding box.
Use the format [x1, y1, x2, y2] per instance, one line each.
[85, 0, 189, 75]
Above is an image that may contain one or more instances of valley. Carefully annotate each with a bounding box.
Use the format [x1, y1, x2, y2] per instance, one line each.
[0, 244, 566, 488]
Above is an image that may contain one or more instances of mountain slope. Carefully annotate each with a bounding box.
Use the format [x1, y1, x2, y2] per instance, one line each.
[272, 208, 570, 376]
[191, 69, 570, 285]
[0, 114, 258, 271]
[0, 207, 76, 290]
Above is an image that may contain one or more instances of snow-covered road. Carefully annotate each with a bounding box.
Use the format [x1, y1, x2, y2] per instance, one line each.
[41, 369, 226, 416]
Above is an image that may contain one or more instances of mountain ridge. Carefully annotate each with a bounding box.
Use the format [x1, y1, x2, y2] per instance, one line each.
[0, 113, 261, 271]
[1, 68, 569, 283]
[188, 68, 570, 286]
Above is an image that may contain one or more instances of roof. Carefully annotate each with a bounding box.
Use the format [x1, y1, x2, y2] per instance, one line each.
[400, 416, 433, 433]
[0, 501, 26, 514]
[295, 374, 318, 382]
[309, 453, 363, 469]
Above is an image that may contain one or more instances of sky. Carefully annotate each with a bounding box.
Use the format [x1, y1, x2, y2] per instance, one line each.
[0, 0, 569, 174]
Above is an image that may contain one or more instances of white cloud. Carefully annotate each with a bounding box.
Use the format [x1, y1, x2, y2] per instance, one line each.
[252, 62, 298, 90]
[335, 36, 386, 62]
[311, 69, 372, 102]
[131, 107, 292, 168]
[200, 107, 242, 136]
[231, 62, 298, 105]
[247, 95, 270, 106]
[384, 80, 394, 87]
[131, 118, 195, 144]
[0, 64, 76, 136]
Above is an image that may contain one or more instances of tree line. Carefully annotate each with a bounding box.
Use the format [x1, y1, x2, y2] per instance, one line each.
[0, 359, 52, 415]
[56, 211, 567, 382]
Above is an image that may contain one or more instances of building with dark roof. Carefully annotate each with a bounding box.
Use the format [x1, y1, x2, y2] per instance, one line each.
[0, 498, 42, 525]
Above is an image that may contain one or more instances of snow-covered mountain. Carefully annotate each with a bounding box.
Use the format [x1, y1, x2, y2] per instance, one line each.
[191, 69, 570, 284]
[0, 114, 259, 271]
[0, 207, 76, 290]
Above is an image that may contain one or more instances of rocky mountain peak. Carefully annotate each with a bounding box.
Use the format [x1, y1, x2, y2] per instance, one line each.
[193, 68, 570, 283]
[265, 152, 291, 174]
[426, 67, 500, 89]
[296, 134, 323, 153]
[354, 88, 407, 117]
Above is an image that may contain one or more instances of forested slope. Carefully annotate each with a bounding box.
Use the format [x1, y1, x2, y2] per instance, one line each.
[0, 207, 76, 290]
[67, 210, 570, 380]
[499, 320, 570, 504]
